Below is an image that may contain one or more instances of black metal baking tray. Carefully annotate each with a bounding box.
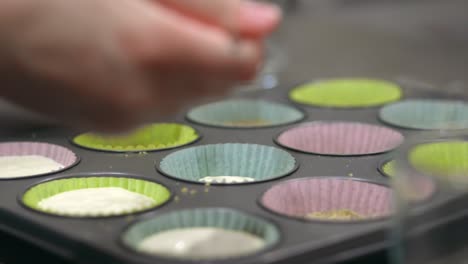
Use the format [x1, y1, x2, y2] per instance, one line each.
[0, 82, 466, 264]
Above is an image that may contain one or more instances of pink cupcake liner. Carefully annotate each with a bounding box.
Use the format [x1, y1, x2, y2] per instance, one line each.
[0, 141, 79, 179]
[260, 177, 393, 221]
[378, 159, 436, 202]
[276, 122, 404, 156]
[397, 174, 435, 203]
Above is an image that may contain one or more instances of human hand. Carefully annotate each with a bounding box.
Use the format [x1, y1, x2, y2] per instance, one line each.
[0, 0, 281, 132]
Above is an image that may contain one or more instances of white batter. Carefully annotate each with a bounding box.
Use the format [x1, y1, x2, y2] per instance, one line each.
[0, 155, 64, 178]
[199, 176, 255, 184]
[38, 187, 155, 216]
[138, 227, 265, 259]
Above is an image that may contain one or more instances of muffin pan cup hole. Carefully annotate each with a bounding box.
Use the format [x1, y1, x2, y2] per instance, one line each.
[158, 143, 298, 185]
[0, 141, 79, 180]
[408, 141, 468, 181]
[378, 158, 436, 203]
[121, 208, 281, 261]
[20, 174, 172, 218]
[260, 177, 393, 223]
[186, 99, 305, 129]
[289, 78, 402, 108]
[379, 99, 468, 130]
[71, 123, 200, 153]
[275, 121, 404, 156]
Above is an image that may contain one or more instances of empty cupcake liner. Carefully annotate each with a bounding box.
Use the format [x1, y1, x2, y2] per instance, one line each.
[121, 208, 280, 260]
[0, 141, 79, 179]
[186, 99, 305, 128]
[275, 122, 404, 156]
[379, 99, 468, 130]
[409, 141, 468, 179]
[72, 123, 200, 153]
[289, 78, 402, 108]
[21, 175, 171, 217]
[260, 177, 393, 222]
[158, 143, 297, 185]
[378, 159, 436, 202]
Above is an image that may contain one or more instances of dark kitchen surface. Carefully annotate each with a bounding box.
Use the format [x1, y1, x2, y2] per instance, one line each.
[0, 0, 467, 263]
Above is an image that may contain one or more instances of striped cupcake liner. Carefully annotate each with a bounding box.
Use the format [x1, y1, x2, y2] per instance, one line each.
[275, 121, 404, 156]
[158, 143, 298, 185]
[0, 141, 79, 179]
[260, 177, 393, 223]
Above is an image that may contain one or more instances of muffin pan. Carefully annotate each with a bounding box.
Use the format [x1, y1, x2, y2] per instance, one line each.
[0, 80, 466, 264]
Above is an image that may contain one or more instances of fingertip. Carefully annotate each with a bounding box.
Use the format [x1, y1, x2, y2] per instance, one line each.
[238, 1, 282, 37]
[235, 40, 260, 63]
[235, 40, 262, 80]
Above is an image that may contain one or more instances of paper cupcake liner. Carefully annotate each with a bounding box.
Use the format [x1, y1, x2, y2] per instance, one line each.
[72, 123, 199, 152]
[22, 175, 171, 217]
[275, 122, 404, 156]
[121, 208, 280, 260]
[260, 177, 393, 222]
[186, 99, 304, 129]
[158, 143, 297, 185]
[409, 141, 468, 178]
[289, 78, 402, 108]
[379, 159, 397, 178]
[379, 99, 468, 130]
[378, 159, 435, 202]
[0, 141, 79, 179]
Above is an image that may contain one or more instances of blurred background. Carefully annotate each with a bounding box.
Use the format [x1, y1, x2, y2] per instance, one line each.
[2, 0, 468, 132]
[0, 1, 467, 263]
[273, 0, 468, 85]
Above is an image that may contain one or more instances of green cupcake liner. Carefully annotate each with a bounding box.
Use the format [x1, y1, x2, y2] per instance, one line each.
[380, 159, 397, 178]
[121, 208, 280, 260]
[409, 141, 468, 178]
[72, 123, 199, 152]
[22, 176, 171, 217]
[186, 99, 304, 128]
[158, 143, 297, 184]
[289, 78, 402, 108]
